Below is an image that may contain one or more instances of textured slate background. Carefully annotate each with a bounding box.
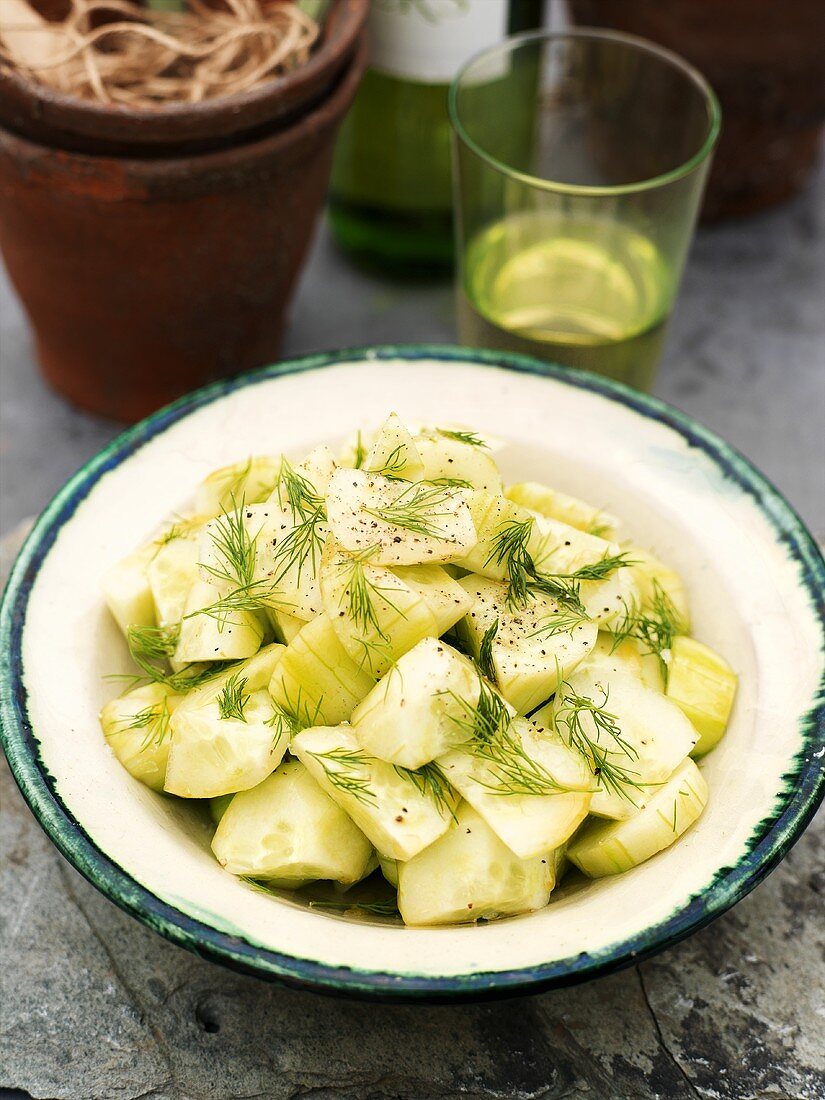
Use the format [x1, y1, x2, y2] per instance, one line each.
[1, 164, 824, 1098]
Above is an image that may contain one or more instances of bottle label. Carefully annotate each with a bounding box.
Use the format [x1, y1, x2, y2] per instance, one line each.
[369, 0, 509, 84]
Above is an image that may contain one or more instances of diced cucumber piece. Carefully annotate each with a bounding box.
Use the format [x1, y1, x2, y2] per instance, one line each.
[319, 543, 442, 678]
[377, 854, 398, 888]
[414, 433, 502, 493]
[165, 685, 291, 798]
[325, 469, 477, 566]
[172, 643, 284, 714]
[455, 575, 596, 714]
[506, 481, 619, 539]
[266, 607, 307, 644]
[292, 725, 457, 861]
[195, 456, 281, 517]
[667, 636, 737, 756]
[580, 564, 639, 627]
[103, 543, 157, 636]
[397, 802, 554, 926]
[212, 759, 374, 887]
[210, 793, 234, 825]
[147, 533, 201, 629]
[363, 414, 425, 481]
[626, 546, 690, 628]
[393, 564, 476, 636]
[269, 614, 376, 727]
[454, 492, 527, 578]
[568, 758, 708, 877]
[241, 501, 326, 620]
[438, 717, 593, 858]
[100, 683, 180, 791]
[552, 666, 698, 820]
[590, 632, 643, 674]
[351, 638, 480, 769]
[174, 580, 264, 664]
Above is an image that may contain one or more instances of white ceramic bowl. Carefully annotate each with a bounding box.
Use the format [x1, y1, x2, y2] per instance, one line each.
[2, 346, 823, 1000]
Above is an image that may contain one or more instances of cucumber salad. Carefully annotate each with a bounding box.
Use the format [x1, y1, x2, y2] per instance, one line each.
[101, 415, 737, 926]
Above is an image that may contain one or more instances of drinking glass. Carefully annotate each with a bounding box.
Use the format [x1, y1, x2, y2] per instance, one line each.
[449, 29, 721, 390]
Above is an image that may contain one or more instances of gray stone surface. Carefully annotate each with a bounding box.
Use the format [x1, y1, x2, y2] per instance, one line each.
[1, 160, 824, 1099]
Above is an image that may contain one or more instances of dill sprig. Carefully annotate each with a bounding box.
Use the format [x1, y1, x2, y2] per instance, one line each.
[540, 551, 637, 584]
[478, 619, 499, 681]
[394, 762, 455, 817]
[216, 671, 250, 722]
[485, 518, 535, 608]
[528, 607, 589, 639]
[265, 703, 299, 742]
[334, 547, 405, 671]
[268, 460, 327, 586]
[429, 476, 474, 489]
[308, 898, 399, 918]
[275, 459, 325, 519]
[365, 443, 410, 480]
[553, 682, 643, 801]
[435, 428, 488, 448]
[605, 581, 686, 682]
[117, 695, 172, 751]
[365, 482, 460, 539]
[272, 684, 324, 731]
[446, 678, 575, 797]
[193, 499, 284, 625]
[307, 746, 376, 807]
[113, 624, 229, 693]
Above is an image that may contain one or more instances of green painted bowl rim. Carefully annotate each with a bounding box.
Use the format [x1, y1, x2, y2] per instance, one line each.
[1, 344, 823, 1001]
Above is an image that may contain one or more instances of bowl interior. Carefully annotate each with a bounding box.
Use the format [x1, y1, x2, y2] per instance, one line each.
[6, 351, 824, 994]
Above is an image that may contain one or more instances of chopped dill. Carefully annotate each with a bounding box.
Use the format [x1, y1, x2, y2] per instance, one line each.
[307, 746, 376, 807]
[116, 695, 172, 751]
[435, 428, 488, 448]
[352, 431, 367, 470]
[268, 459, 327, 586]
[553, 682, 643, 802]
[445, 678, 576, 797]
[272, 684, 324, 731]
[394, 762, 455, 817]
[477, 619, 498, 682]
[528, 607, 589, 639]
[605, 581, 686, 682]
[429, 476, 474, 489]
[275, 458, 325, 520]
[216, 671, 250, 722]
[485, 518, 535, 608]
[365, 443, 410, 480]
[111, 624, 229, 693]
[365, 481, 459, 539]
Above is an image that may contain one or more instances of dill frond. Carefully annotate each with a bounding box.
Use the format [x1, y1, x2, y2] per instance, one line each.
[275, 458, 325, 520]
[605, 581, 686, 682]
[308, 898, 399, 917]
[527, 607, 589, 639]
[485, 518, 535, 609]
[307, 746, 377, 807]
[435, 428, 488, 448]
[365, 482, 460, 539]
[478, 618, 499, 682]
[394, 762, 455, 817]
[116, 695, 172, 751]
[353, 431, 367, 470]
[216, 671, 250, 722]
[553, 682, 643, 801]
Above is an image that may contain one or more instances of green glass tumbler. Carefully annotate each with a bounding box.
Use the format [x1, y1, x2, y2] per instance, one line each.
[449, 29, 721, 390]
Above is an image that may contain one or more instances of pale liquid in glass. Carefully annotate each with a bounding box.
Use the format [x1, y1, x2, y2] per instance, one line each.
[458, 213, 674, 390]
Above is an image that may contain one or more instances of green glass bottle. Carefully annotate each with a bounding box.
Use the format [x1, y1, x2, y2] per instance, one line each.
[328, 0, 544, 277]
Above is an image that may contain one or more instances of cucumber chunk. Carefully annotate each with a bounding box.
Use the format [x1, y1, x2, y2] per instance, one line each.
[414, 433, 502, 493]
[174, 579, 264, 664]
[506, 481, 619, 539]
[103, 543, 157, 637]
[164, 686, 291, 798]
[568, 758, 708, 877]
[319, 542, 442, 678]
[100, 683, 180, 791]
[552, 666, 698, 820]
[212, 759, 374, 887]
[351, 638, 480, 769]
[363, 414, 425, 481]
[397, 802, 555, 926]
[667, 636, 737, 756]
[210, 793, 234, 825]
[266, 607, 307, 644]
[195, 456, 281, 517]
[241, 501, 326, 620]
[325, 469, 477, 566]
[269, 614, 376, 728]
[292, 725, 457, 861]
[438, 717, 593, 858]
[377, 854, 399, 888]
[392, 564, 476, 636]
[626, 546, 690, 629]
[455, 575, 596, 714]
[147, 531, 201, 629]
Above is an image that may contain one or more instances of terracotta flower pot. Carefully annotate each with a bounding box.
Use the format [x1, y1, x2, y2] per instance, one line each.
[568, 0, 825, 220]
[0, 1, 368, 422]
[0, 0, 368, 154]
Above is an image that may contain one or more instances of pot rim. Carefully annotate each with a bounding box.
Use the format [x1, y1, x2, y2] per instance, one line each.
[0, 35, 367, 184]
[0, 0, 368, 148]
